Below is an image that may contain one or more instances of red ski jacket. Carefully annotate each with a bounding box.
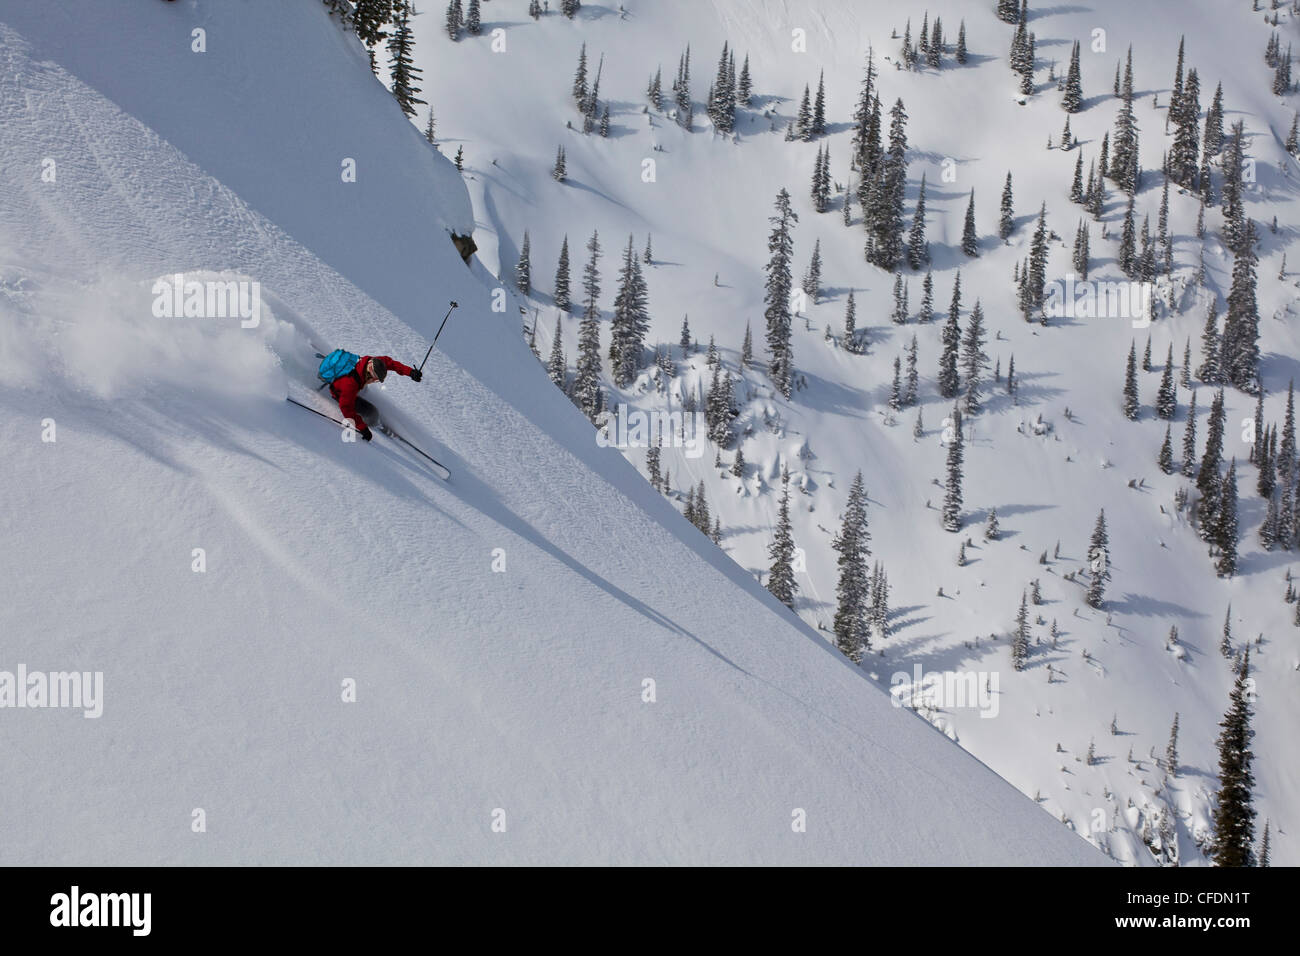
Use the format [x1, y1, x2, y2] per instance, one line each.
[329, 355, 413, 432]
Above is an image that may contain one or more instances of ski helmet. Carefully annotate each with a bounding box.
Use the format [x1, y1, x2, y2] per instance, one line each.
[370, 358, 388, 382]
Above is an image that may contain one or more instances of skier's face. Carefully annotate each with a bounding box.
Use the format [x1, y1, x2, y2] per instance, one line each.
[363, 361, 379, 385]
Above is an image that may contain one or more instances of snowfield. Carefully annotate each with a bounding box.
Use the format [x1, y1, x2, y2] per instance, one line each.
[0, 1, 1106, 865]
[407, 0, 1299, 864]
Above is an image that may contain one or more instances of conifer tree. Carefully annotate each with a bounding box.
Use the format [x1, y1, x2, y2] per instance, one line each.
[764, 189, 798, 397]
[939, 274, 961, 398]
[515, 231, 532, 297]
[908, 174, 928, 269]
[572, 230, 603, 422]
[1012, 591, 1030, 671]
[1123, 340, 1140, 420]
[891, 273, 909, 325]
[465, 0, 481, 35]
[842, 291, 857, 352]
[1072, 219, 1090, 280]
[1158, 423, 1175, 473]
[387, 1, 425, 117]
[547, 316, 566, 389]
[904, 334, 919, 406]
[832, 471, 872, 661]
[1223, 220, 1261, 394]
[552, 145, 567, 182]
[446, 0, 464, 40]
[1215, 459, 1240, 576]
[1212, 648, 1257, 866]
[1119, 194, 1137, 276]
[812, 70, 827, 137]
[962, 300, 989, 414]
[424, 107, 437, 144]
[999, 172, 1015, 239]
[1063, 40, 1083, 112]
[741, 321, 753, 367]
[1157, 344, 1178, 419]
[611, 235, 650, 387]
[767, 467, 799, 609]
[573, 42, 589, 105]
[1166, 713, 1180, 777]
[961, 189, 979, 256]
[802, 239, 823, 301]
[1199, 388, 1227, 537]
[1086, 509, 1111, 608]
[942, 405, 964, 531]
[352, 0, 392, 70]
[1198, 300, 1221, 383]
[1182, 390, 1198, 476]
[738, 55, 753, 105]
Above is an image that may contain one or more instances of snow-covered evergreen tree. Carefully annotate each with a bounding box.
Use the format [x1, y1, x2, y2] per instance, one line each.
[961, 189, 978, 256]
[1156, 344, 1177, 420]
[832, 471, 871, 661]
[1212, 647, 1257, 866]
[961, 300, 989, 414]
[908, 174, 928, 268]
[939, 273, 961, 398]
[547, 316, 566, 389]
[610, 235, 650, 388]
[1086, 509, 1111, 608]
[802, 239, 823, 301]
[764, 189, 798, 397]
[572, 230, 603, 422]
[767, 467, 799, 609]
[515, 231, 531, 297]
[386, 1, 425, 117]
[942, 405, 964, 532]
[1123, 340, 1140, 420]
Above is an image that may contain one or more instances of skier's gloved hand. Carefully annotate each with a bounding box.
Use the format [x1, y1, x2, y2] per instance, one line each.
[359, 427, 373, 442]
[410, 368, 423, 383]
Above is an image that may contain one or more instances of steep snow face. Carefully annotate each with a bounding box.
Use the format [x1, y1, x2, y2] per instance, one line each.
[0, 2, 1100, 864]
[409, 1, 1300, 863]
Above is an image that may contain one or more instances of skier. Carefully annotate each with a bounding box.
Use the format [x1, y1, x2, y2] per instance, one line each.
[325, 353, 422, 441]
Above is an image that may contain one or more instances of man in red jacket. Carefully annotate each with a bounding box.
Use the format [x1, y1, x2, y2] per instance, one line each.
[330, 354, 422, 441]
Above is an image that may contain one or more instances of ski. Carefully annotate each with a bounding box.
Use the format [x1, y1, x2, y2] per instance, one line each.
[285, 396, 451, 481]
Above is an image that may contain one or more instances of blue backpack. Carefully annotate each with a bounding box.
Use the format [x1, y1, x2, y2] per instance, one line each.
[318, 349, 361, 385]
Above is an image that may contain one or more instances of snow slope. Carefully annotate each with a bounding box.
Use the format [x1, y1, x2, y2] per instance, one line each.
[0, 1, 1101, 864]
[409, 0, 1300, 863]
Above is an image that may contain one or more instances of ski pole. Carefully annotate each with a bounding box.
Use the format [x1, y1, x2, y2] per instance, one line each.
[286, 395, 346, 426]
[419, 300, 459, 372]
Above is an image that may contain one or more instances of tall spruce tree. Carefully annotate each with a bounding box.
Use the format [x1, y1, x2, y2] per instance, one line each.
[999, 172, 1015, 239]
[767, 468, 799, 609]
[942, 405, 964, 531]
[1212, 648, 1257, 866]
[611, 235, 650, 387]
[832, 471, 871, 661]
[515, 231, 532, 296]
[1063, 40, 1083, 112]
[1223, 220, 1261, 394]
[939, 273, 961, 397]
[554, 236, 572, 311]
[1215, 458, 1240, 576]
[961, 300, 989, 414]
[908, 174, 928, 269]
[1157, 344, 1178, 419]
[1123, 339, 1140, 420]
[764, 189, 798, 397]
[547, 316, 566, 389]
[572, 230, 603, 422]
[961, 189, 979, 256]
[1086, 509, 1111, 607]
[386, 2, 426, 116]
